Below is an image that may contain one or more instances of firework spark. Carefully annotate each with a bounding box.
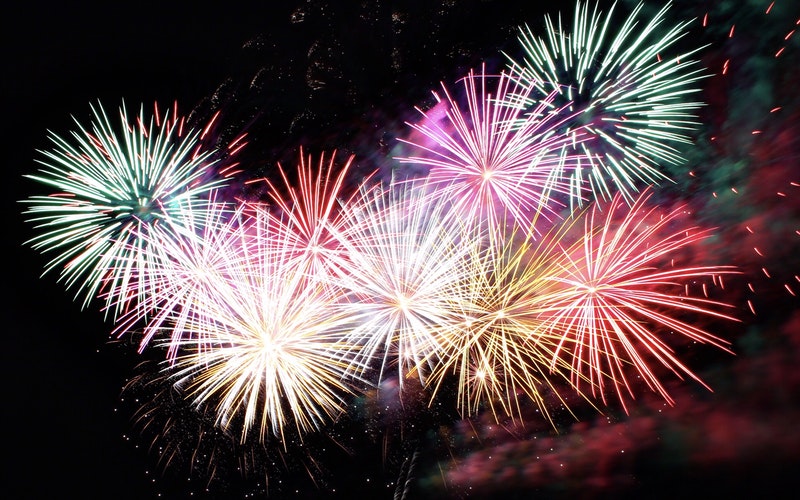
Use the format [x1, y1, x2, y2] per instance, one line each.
[505, 0, 709, 205]
[538, 188, 740, 411]
[21, 101, 235, 317]
[259, 147, 364, 286]
[120, 357, 338, 497]
[395, 66, 586, 243]
[107, 195, 244, 360]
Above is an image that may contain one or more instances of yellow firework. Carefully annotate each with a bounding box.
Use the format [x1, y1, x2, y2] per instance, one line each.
[418, 221, 589, 426]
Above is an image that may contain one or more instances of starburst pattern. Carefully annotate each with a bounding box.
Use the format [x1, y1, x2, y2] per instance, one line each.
[396, 66, 586, 243]
[418, 223, 587, 425]
[538, 189, 739, 411]
[260, 148, 363, 286]
[162, 211, 358, 444]
[21, 101, 236, 316]
[505, 0, 708, 205]
[107, 195, 245, 360]
[333, 178, 480, 386]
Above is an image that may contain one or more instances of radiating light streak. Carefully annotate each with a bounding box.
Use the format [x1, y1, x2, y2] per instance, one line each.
[260, 147, 365, 287]
[416, 220, 591, 425]
[161, 215, 360, 445]
[396, 66, 585, 243]
[333, 178, 483, 387]
[107, 195, 245, 360]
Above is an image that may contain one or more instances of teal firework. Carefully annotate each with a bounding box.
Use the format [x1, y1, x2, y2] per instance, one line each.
[506, 1, 709, 206]
[21, 101, 233, 317]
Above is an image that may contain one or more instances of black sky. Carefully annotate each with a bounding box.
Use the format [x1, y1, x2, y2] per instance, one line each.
[4, 3, 278, 499]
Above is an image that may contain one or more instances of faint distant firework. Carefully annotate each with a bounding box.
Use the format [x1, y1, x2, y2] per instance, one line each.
[395, 66, 586, 243]
[120, 357, 338, 498]
[505, 0, 708, 205]
[537, 188, 740, 411]
[21, 101, 241, 317]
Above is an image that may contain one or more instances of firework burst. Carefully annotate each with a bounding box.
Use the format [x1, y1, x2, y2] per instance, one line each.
[417, 222, 588, 426]
[258, 148, 363, 286]
[538, 188, 740, 411]
[333, 178, 481, 387]
[395, 66, 586, 244]
[505, 0, 709, 205]
[160, 210, 359, 445]
[21, 101, 236, 316]
[107, 195, 245, 360]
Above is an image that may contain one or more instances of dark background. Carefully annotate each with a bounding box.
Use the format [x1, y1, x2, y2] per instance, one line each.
[5, 1, 800, 499]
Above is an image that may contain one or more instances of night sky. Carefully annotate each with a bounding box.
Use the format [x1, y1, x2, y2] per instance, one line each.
[6, 1, 800, 499]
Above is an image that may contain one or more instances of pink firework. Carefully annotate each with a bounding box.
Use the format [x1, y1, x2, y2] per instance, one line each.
[107, 195, 251, 360]
[538, 188, 740, 411]
[395, 66, 587, 243]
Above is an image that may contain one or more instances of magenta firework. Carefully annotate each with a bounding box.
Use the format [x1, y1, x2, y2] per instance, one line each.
[395, 66, 588, 243]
